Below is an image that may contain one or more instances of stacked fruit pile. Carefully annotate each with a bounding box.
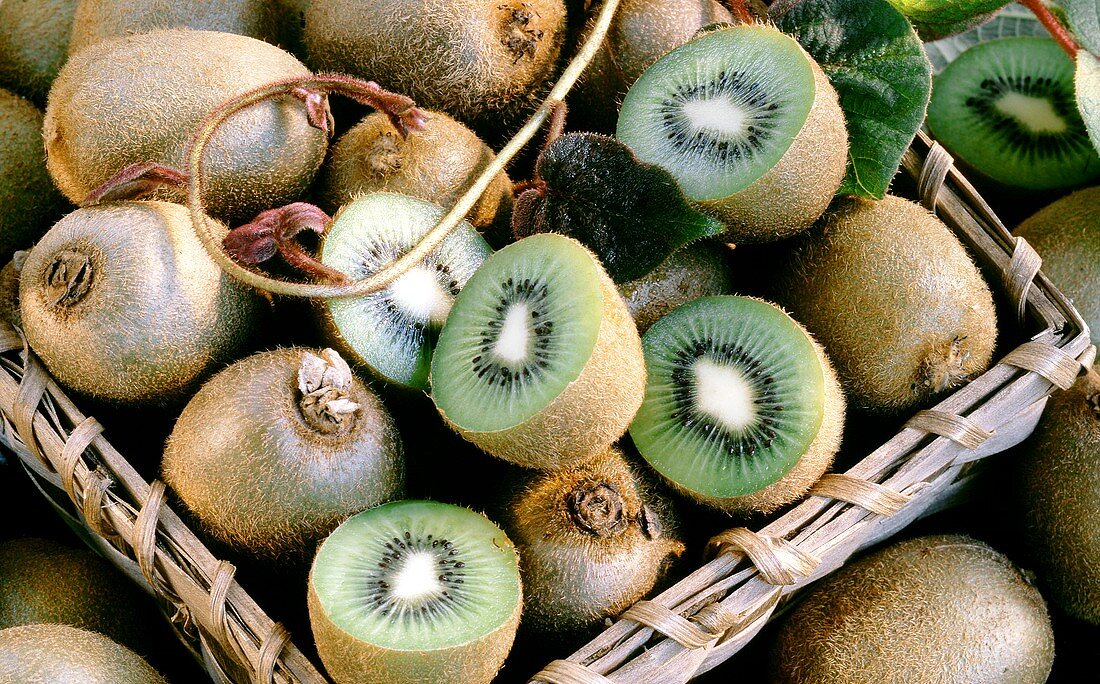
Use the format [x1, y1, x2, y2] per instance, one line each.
[0, 0, 1097, 683]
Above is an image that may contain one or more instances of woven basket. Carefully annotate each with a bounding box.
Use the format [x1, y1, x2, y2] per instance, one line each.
[0, 129, 1093, 684]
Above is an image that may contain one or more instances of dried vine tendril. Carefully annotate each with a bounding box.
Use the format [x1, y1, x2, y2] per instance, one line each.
[184, 0, 623, 300]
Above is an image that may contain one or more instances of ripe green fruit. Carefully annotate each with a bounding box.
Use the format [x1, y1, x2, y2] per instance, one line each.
[43, 28, 327, 223]
[0, 0, 79, 104]
[771, 535, 1054, 684]
[0, 624, 166, 683]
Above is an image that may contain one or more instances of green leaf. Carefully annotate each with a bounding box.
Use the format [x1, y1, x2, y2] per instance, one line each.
[777, 0, 933, 199]
[1077, 50, 1100, 154]
[924, 3, 1047, 73]
[1065, 0, 1100, 54]
[513, 133, 725, 283]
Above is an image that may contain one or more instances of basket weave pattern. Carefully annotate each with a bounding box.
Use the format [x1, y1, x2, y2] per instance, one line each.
[0, 132, 1094, 684]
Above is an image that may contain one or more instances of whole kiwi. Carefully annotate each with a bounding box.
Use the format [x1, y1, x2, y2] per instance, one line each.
[617, 242, 734, 333]
[0, 624, 166, 683]
[43, 28, 327, 223]
[304, 0, 567, 129]
[68, 0, 283, 57]
[1014, 186, 1100, 343]
[19, 201, 262, 406]
[0, 0, 79, 104]
[775, 195, 997, 413]
[0, 89, 69, 263]
[318, 109, 513, 239]
[0, 252, 25, 328]
[501, 448, 684, 636]
[770, 535, 1054, 684]
[162, 347, 405, 560]
[1017, 363, 1100, 624]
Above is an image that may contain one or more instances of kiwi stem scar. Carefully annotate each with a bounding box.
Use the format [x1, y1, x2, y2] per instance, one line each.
[185, 0, 622, 300]
[1021, 0, 1082, 60]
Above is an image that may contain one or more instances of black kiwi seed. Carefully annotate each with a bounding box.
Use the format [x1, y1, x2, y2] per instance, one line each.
[471, 276, 555, 386]
[964, 75, 1090, 161]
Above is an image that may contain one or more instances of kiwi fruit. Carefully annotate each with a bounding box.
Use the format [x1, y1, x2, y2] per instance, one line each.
[617, 242, 734, 333]
[571, 0, 734, 132]
[0, 624, 167, 683]
[430, 233, 646, 471]
[501, 447, 684, 636]
[318, 193, 493, 390]
[927, 37, 1100, 192]
[19, 201, 262, 406]
[0, 252, 25, 328]
[67, 0, 283, 57]
[307, 499, 522, 684]
[162, 347, 405, 559]
[303, 0, 567, 129]
[885, 0, 1009, 40]
[0, 0, 79, 104]
[616, 23, 848, 244]
[0, 89, 69, 263]
[1013, 186, 1100, 342]
[774, 195, 997, 414]
[770, 535, 1054, 683]
[0, 538, 154, 655]
[43, 28, 327, 223]
[628, 295, 844, 515]
[317, 110, 514, 240]
[1017, 363, 1100, 624]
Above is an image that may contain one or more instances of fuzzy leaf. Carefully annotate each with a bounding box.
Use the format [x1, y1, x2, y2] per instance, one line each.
[1065, 0, 1100, 54]
[924, 3, 1047, 72]
[516, 133, 725, 283]
[1077, 50, 1100, 154]
[777, 0, 934, 199]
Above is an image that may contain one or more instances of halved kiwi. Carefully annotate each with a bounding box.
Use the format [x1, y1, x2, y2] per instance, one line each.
[430, 233, 645, 470]
[319, 193, 492, 390]
[628, 295, 844, 514]
[308, 499, 521, 684]
[927, 37, 1100, 191]
[616, 24, 847, 243]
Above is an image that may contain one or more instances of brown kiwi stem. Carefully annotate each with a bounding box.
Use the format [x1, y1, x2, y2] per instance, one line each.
[184, 0, 623, 300]
[499, 1, 547, 63]
[1021, 0, 1082, 59]
[566, 482, 628, 538]
[297, 349, 360, 435]
[80, 161, 190, 206]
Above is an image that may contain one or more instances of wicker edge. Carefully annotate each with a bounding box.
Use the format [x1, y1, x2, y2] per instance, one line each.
[0, 131, 1093, 684]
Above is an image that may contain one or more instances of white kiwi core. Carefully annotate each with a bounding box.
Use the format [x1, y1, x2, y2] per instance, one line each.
[681, 98, 750, 137]
[388, 265, 453, 325]
[391, 551, 445, 604]
[693, 357, 757, 431]
[493, 302, 531, 363]
[994, 92, 1067, 134]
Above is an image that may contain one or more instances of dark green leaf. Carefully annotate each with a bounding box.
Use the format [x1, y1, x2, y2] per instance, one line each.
[1065, 0, 1100, 55]
[514, 133, 725, 283]
[1077, 51, 1100, 154]
[777, 0, 933, 198]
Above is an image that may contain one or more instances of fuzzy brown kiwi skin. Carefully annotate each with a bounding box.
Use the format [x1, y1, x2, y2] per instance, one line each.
[0, 624, 167, 684]
[776, 195, 997, 413]
[618, 242, 734, 333]
[67, 0, 283, 57]
[43, 29, 327, 224]
[317, 109, 514, 240]
[304, 0, 566, 129]
[771, 535, 1054, 684]
[0, 0, 79, 105]
[436, 239, 647, 471]
[0, 253, 24, 328]
[162, 348, 405, 560]
[19, 201, 261, 407]
[0, 90, 70, 263]
[1017, 364, 1100, 624]
[501, 447, 685, 636]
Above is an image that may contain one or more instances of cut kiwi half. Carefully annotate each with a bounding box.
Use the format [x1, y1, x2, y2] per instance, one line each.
[629, 296, 844, 514]
[430, 233, 645, 471]
[308, 500, 521, 684]
[616, 24, 847, 243]
[319, 192, 492, 390]
[927, 37, 1100, 191]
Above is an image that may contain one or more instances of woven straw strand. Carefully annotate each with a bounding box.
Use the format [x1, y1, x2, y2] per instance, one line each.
[1003, 340, 1083, 390]
[918, 142, 954, 211]
[1005, 237, 1042, 326]
[209, 561, 238, 657]
[706, 529, 820, 586]
[257, 623, 291, 684]
[904, 410, 992, 450]
[809, 474, 912, 516]
[58, 416, 103, 506]
[532, 660, 615, 684]
[621, 600, 721, 649]
[133, 481, 167, 594]
[13, 354, 49, 465]
[81, 469, 114, 540]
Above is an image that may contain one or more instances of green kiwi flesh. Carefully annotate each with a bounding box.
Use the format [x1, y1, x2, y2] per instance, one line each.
[430, 233, 645, 470]
[308, 500, 521, 684]
[616, 24, 847, 243]
[1017, 364, 1100, 624]
[1013, 186, 1100, 343]
[0, 89, 68, 263]
[320, 193, 492, 390]
[617, 242, 734, 333]
[19, 201, 261, 406]
[502, 447, 685, 636]
[770, 535, 1054, 683]
[67, 0, 283, 57]
[162, 347, 405, 559]
[318, 110, 513, 238]
[629, 295, 844, 513]
[775, 195, 997, 413]
[0, 624, 167, 683]
[927, 37, 1100, 192]
[0, 0, 78, 104]
[885, 0, 1009, 40]
[43, 29, 327, 223]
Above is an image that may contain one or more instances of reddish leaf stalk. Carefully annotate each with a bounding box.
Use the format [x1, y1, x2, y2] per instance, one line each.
[724, 0, 756, 24]
[1021, 0, 1082, 59]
